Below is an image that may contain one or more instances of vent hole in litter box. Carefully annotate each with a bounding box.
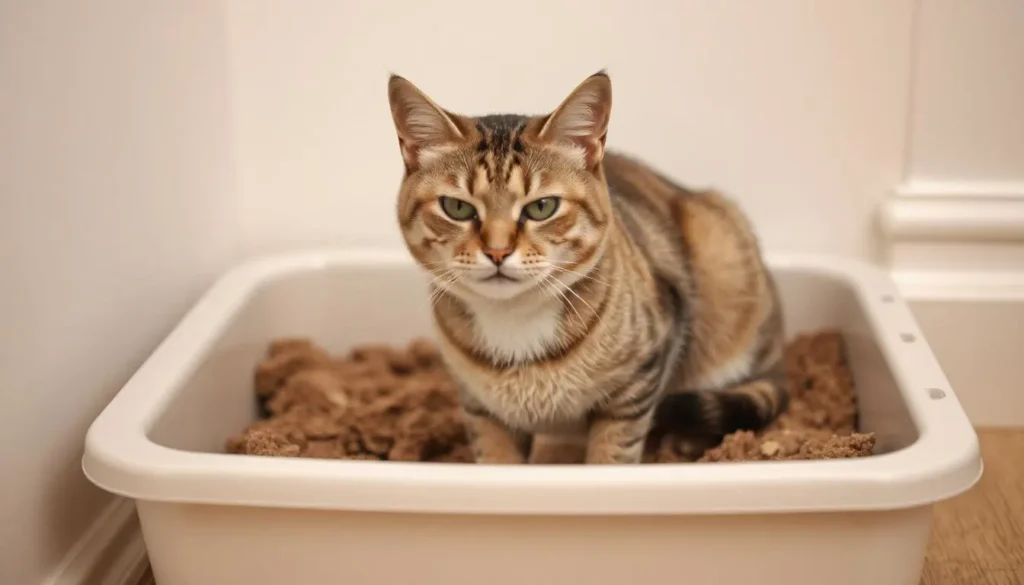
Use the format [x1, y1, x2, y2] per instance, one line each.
[927, 388, 946, 400]
[900, 332, 916, 343]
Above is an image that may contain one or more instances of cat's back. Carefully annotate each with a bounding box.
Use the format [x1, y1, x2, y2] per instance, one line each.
[601, 151, 764, 278]
[602, 151, 685, 228]
[603, 151, 752, 234]
[602, 150, 780, 388]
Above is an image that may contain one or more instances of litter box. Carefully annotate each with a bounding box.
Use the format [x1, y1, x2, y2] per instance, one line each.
[83, 248, 982, 585]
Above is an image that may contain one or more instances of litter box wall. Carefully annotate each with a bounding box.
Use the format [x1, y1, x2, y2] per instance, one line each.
[83, 250, 981, 585]
[135, 502, 935, 585]
[148, 265, 437, 454]
[148, 263, 919, 459]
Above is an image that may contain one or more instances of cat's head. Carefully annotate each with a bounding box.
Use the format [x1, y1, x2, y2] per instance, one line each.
[387, 71, 613, 302]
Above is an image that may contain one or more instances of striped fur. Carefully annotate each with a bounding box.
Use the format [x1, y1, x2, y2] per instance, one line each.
[387, 71, 788, 464]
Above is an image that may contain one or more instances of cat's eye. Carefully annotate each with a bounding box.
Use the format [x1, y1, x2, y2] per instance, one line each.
[439, 196, 477, 221]
[522, 197, 560, 221]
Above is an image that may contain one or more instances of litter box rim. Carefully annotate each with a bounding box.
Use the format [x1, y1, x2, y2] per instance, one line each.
[82, 248, 982, 516]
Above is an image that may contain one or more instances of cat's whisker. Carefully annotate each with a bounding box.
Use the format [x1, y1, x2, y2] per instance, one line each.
[425, 267, 455, 279]
[543, 263, 611, 288]
[559, 279, 606, 334]
[425, 267, 454, 283]
[427, 270, 459, 306]
[542, 275, 588, 334]
[551, 277, 600, 318]
[534, 278, 574, 349]
[426, 268, 454, 288]
[540, 278, 573, 350]
[534, 275, 560, 303]
[425, 270, 454, 305]
[427, 285, 450, 309]
[429, 271, 462, 309]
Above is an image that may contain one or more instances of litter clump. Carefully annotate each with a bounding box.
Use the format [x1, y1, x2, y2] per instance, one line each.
[225, 330, 875, 463]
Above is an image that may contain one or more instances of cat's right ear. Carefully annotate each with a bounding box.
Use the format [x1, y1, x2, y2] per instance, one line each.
[387, 75, 465, 172]
[537, 70, 612, 169]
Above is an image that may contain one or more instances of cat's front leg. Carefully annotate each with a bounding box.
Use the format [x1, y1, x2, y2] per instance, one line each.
[458, 388, 531, 464]
[585, 375, 661, 464]
[585, 416, 653, 464]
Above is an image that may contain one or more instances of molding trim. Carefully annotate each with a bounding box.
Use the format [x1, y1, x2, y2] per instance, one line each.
[893, 270, 1024, 301]
[892, 180, 1024, 200]
[43, 497, 149, 585]
[880, 181, 1024, 242]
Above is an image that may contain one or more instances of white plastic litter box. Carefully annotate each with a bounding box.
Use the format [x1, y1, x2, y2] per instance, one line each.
[83, 249, 982, 585]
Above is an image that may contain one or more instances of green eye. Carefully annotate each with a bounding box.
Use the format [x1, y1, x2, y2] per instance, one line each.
[439, 196, 477, 221]
[522, 197, 560, 221]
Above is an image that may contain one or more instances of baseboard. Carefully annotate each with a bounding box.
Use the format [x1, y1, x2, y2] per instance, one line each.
[43, 497, 149, 585]
[879, 180, 1024, 288]
[908, 296, 1024, 428]
[880, 180, 1024, 243]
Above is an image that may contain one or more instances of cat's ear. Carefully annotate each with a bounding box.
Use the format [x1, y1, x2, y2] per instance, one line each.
[387, 75, 465, 172]
[537, 70, 612, 168]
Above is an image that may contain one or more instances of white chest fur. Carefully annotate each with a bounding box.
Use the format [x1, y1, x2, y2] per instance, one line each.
[467, 296, 563, 364]
[451, 294, 596, 434]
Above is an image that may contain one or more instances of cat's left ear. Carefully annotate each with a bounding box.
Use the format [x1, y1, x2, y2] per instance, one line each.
[387, 75, 465, 172]
[537, 70, 612, 168]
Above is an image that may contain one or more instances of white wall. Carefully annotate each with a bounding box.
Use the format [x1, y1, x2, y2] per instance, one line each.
[225, 0, 914, 263]
[907, 0, 1024, 183]
[0, 1, 236, 584]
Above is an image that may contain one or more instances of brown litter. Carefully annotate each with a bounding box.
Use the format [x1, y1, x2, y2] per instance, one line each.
[226, 330, 875, 463]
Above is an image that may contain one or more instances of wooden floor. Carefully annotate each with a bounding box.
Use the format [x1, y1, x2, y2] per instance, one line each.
[138, 429, 1023, 585]
[921, 428, 1024, 584]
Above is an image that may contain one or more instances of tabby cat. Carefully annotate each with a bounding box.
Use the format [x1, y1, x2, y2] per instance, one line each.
[386, 71, 788, 464]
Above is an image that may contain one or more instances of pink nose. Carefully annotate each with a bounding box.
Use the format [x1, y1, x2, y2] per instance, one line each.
[483, 247, 513, 266]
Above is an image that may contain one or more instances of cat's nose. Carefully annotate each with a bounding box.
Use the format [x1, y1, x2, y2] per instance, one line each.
[483, 247, 514, 266]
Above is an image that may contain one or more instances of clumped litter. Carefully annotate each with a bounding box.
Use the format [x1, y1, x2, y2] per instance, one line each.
[225, 330, 875, 463]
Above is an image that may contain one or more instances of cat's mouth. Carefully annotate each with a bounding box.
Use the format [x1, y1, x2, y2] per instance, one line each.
[466, 270, 533, 300]
[481, 272, 519, 283]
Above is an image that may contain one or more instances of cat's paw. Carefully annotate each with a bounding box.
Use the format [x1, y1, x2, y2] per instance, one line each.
[660, 434, 718, 462]
[472, 450, 527, 464]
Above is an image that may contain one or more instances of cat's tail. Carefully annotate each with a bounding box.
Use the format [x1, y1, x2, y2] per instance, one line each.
[650, 368, 790, 449]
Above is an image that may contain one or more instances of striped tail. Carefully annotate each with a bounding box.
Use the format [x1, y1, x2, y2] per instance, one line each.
[650, 368, 790, 454]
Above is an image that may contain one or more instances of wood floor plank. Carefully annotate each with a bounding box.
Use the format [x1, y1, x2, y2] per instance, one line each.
[921, 564, 1024, 585]
[921, 428, 1024, 584]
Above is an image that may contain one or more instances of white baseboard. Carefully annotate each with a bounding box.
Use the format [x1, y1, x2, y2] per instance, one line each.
[43, 497, 149, 585]
[879, 180, 1024, 245]
[908, 297, 1024, 428]
[879, 180, 1024, 293]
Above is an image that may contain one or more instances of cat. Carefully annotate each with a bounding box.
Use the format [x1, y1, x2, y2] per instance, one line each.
[386, 70, 788, 464]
